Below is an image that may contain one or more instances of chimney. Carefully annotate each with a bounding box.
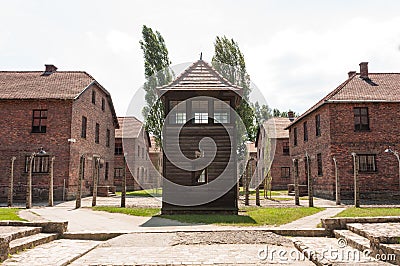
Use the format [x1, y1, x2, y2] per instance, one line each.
[348, 71, 356, 78]
[43, 64, 57, 75]
[359, 62, 368, 79]
[288, 111, 295, 122]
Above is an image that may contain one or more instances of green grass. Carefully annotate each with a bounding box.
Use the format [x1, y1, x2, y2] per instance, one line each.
[160, 207, 325, 226]
[93, 206, 160, 217]
[240, 188, 287, 197]
[0, 208, 25, 221]
[115, 188, 162, 197]
[334, 207, 400, 218]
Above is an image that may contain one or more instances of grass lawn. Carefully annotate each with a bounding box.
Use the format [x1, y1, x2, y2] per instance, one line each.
[115, 188, 162, 197]
[0, 208, 25, 221]
[334, 207, 400, 218]
[240, 188, 287, 197]
[160, 207, 325, 226]
[93, 206, 160, 217]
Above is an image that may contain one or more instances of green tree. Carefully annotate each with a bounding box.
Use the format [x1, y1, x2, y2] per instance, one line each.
[253, 102, 272, 124]
[139, 25, 172, 147]
[211, 36, 257, 143]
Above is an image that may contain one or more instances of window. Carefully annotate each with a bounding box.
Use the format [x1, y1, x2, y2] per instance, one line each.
[283, 141, 290, 155]
[114, 168, 123, 179]
[192, 100, 208, 124]
[137, 145, 140, 157]
[115, 142, 123, 155]
[95, 123, 100, 144]
[358, 155, 376, 172]
[169, 101, 186, 124]
[137, 168, 140, 178]
[142, 147, 144, 159]
[281, 167, 290, 178]
[92, 90, 96, 104]
[25, 155, 49, 173]
[81, 116, 87, 138]
[105, 162, 109, 180]
[294, 159, 299, 178]
[317, 153, 323, 176]
[293, 128, 298, 146]
[32, 110, 47, 133]
[354, 107, 370, 131]
[80, 156, 85, 180]
[315, 114, 321, 137]
[101, 98, 105, 111]
[106, 129, 110, 147]
[303, 122, 308, 142]
[213, 100, 230, 123]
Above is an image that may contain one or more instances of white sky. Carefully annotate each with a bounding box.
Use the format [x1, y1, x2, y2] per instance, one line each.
[1, 0, 400, 118]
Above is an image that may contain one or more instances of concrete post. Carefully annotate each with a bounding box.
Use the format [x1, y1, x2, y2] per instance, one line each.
[121, 154, 127, 208]
[26, 154, 34, 209]
[333, 157, 341, 205]
[76, 155, 84, 209]
[49, 156, 55, 207]
[92, 157, 99, 207]
[8, 157, 16, 207]
[352, 152, 360, 208]
[293, 159, 300, 206]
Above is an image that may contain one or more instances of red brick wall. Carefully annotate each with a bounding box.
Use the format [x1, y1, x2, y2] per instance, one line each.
[69, 84, 116, 199]
[289, 102, 400, 200]
[270, 138, 292, 190]
[289, 105, 335, 199]
[0, 99, 73, 201]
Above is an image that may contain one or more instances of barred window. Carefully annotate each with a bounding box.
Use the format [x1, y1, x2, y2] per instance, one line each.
[293, 128, 298, 146]
[317, 153, 323, 176]
[114, 168, 124, 178]
[192, 100, 209, 124]
[81, 116, 87, 138]
[283, 141, 290, 155]
[358, 155, 376, 172]
[25, 155, 49, 173]
[95, 123, 100, 144]
[315, 114, 321, 136]
[281, 167, 290, 178]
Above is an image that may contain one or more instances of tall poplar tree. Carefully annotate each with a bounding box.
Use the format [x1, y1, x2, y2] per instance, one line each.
[139, 25, 172, 147]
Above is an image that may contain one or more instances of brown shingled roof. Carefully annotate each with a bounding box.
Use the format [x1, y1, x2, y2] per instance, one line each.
[264, 117, 291, 139]
[158, 60, 242, 93]
[0, 70, 119, 127]
[286, 72, 400, 129]
[0, 71, 95, 99]
[116, 116, 143, 139]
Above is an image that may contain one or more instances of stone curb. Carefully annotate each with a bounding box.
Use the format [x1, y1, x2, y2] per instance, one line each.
[321, 216, 400, 236]
[0, 220, 68, 234]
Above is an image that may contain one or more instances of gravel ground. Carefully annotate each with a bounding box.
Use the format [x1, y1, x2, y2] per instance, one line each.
[171, 231, 293, 246]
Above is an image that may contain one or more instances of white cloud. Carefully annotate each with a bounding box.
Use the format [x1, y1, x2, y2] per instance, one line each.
[106, 30, 136, 55]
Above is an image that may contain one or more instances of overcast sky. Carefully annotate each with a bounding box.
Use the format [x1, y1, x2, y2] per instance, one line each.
[1, 0, 400, 118]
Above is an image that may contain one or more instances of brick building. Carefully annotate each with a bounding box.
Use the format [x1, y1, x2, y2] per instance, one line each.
[286, 62, 400, 201]
[256, 117, 292, 190]
[0, 65, 118, 202]
[114, 116, 153, 191]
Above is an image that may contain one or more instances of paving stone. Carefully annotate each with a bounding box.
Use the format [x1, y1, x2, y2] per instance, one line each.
[2, 239, 100, 266]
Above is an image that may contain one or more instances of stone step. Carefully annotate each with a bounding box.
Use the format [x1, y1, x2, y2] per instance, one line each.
[0, 226, 42, 241]
[292, 236, 391, 265]
[376, 243, 400, 265]
[3, 239, 101, 266]
[9, 233, 58, 254]
[334, 229, 371, 251]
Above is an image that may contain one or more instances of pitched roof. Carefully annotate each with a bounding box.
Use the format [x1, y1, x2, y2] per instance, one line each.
[0, 70, 119, 127]
[0, 71, 95, 99]
[286, 72, 400, 129]
[158, 60, 242, 93]
[115, 117, 143, 139]
[263, 117, 291, 139]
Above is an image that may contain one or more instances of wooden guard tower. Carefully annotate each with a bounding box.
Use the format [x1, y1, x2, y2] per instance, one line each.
[159, 59, 242, 214]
